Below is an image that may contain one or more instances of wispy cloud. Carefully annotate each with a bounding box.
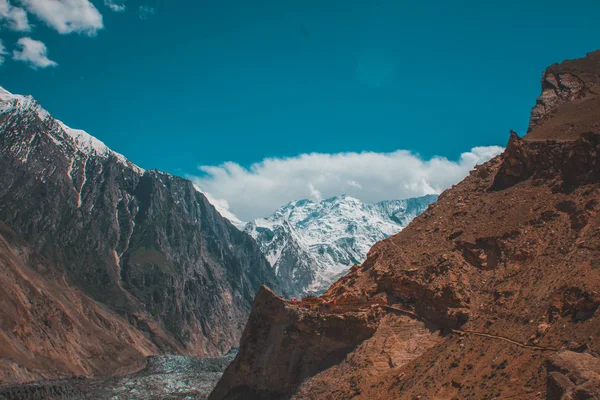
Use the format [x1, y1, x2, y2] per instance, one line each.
[0, 40, 7, 65]
[191, 146, 504, 221]
[137, 5, 155, 20]
[12, 37, 57, 69]
[0, 0, 31, 31]
[20, 0, 103, 35]
[104, 0, 125, 12]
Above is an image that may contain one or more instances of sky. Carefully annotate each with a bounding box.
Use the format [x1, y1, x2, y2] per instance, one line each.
[1, 0, 600, 220]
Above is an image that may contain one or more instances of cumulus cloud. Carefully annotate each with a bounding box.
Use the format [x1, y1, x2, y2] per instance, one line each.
[191, 146, 504, 222]
[308, 183, 323, 202]
[20, 0, 103, 35]
[0, 40, 7, 65]
[104, 0, 125, 12]
[12, 37, 57, 69]
[0, 0, 30, 31]
[137, 5, 155, 20]
[347, 180, 362, 189]
[197, 189, 246, 228]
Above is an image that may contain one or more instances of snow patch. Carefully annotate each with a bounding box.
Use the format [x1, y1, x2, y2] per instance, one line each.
[113, 249, 120, 266]
[76, 157, 88, 208]
[66, 157, 74, 181]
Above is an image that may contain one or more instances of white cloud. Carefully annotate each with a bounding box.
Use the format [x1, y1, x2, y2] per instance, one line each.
[104, 0, 125, 12]
[347, 180, 362, 190]
[0, 0, 31, 31]
[20, 0, 103, 35]
[137, 5, 155, 20]
[195, 187, 246, 228]
[0, 40, 7, 65]
[191, 146, 504, 221]
[12, 37, 57, 69]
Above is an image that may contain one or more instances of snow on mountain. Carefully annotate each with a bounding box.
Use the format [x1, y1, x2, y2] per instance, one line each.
[244, 194, 437, 296]
[0, 86, 144, 174]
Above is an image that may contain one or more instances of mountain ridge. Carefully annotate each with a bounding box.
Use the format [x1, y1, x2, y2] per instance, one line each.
[0, 86, 281, 384]
[244, 194, 437, 296]
[0, 86, 143, 174]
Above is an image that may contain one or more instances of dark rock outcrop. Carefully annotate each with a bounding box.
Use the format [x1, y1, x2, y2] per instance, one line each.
[547, 351, 600, 400]
[210, 286, 382, 400]
[527, 50, 600, 140]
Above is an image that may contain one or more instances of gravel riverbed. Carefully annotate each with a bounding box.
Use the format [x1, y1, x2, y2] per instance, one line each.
[0, 351, 237, 400]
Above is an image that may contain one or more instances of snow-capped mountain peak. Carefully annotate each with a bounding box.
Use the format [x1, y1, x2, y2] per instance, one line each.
[57, 121, 138, 170]
[0, 86, 143, 174]
[245, 194, 437, 296]
[0, 87, 49, 120]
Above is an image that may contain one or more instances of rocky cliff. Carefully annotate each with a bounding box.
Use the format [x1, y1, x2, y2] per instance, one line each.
[210, 51, 600, 399]
[0, 87, 280, 384]
[527, 50, 600, 140]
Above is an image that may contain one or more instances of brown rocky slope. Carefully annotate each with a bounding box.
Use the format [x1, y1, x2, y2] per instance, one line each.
[210, 51, 600, 399]
[0, 221, 161, 384]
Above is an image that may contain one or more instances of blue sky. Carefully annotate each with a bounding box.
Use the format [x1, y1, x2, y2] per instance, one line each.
[1, 0, 600, 219]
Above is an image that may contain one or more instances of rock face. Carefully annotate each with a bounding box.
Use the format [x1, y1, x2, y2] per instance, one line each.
[244, 195, 437, 297]
[0, 221, 157, 384]
[0, 87, 280, 384]
[210, 51, 600, 399]
[546, 351, 600, 400]
[527, 50, 600, 140]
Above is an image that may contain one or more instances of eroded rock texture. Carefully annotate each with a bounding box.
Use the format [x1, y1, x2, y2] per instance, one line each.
[527, 50, 600, 140]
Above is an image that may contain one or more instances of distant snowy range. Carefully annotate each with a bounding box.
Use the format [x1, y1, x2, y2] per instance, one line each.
[240, 194, 437, 297]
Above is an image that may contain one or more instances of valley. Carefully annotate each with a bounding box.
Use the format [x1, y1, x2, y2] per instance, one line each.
[1, 26, 600, 400]
[0, 352, 236, 400]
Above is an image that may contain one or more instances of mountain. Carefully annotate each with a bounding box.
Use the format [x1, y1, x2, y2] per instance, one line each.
[0, 221, 157, 384]
[210, 51, 600, 399]
[0, 87, 280, 384]
[244, 194, 437, 297]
